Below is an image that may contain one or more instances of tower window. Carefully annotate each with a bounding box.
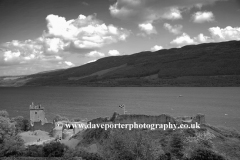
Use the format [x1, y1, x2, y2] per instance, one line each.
[35, 112, 37, 114]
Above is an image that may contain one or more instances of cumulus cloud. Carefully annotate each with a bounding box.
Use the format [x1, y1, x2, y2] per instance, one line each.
[45, 37, 69, 53]
[0, 46, 75, 75]
[209, 26, 240, 41]
[55, 56, 63, 60]
[1, 39, 44, 65]
[192, 11, 215, 23]
[162, 8, 182, 20]
[108, 50, 121, 56]
[109, 0, 223, 23]
[170, 26, 240, 47]
[164, 23, 183, 34]
[150, 45, 163, 52]
[170, 33, 196, 46]
[3, 50, 21, 62]
[85, 50, 105, 57]
[193, 33, 213, 43]
[64, 61, 75, 67]
[85, 59, 97, 64]
[138, 23, 157, 34]
[45, 14, 130, 49]
[0, 41, 71, 69]
[82, 2, 89, 6]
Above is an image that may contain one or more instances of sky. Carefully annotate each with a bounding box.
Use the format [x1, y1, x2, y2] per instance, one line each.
[0, 0, 240, 76]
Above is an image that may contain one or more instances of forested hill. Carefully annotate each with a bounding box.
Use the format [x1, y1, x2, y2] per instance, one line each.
[22, 40, 240, 86]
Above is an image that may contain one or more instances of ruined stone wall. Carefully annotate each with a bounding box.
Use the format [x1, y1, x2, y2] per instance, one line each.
[192, 114, 205, 124]
[88, 112, 205, 125]
[88, 117, 110, 124]
[62, 130, 73, 139]
[113, 114, 176, 124]
[53, 129, 62, 139]
[31, 122, 54, 132]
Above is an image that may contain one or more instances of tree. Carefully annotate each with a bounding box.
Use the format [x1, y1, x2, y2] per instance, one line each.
[24, 145, 44, 157]
[169, 131, 184, 159]
[11, 116, 30, 132]
[190, 148, 226, 160]
[100, 129, 163, 160]
[0, 116, 25, 157]
[64, 147, 103, 160]
[22, 118, 31, 131]
[53, 115, 69, 122]
[11, 116, 24, 133]
[0, 110, 9, 118]
[43, 142, 68, 157]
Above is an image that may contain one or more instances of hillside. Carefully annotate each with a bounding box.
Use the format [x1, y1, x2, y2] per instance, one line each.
[4, 40, 240, 87]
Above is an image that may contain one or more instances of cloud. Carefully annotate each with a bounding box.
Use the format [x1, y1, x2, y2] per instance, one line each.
[1, 39, 44, 65]
[162, 8, 182, 20]
[55, 56, 63, 60]
[85, 51, 105, 57]
[209, 26, 240, 41]
[3, 50, 21, 62]
[138, 23, 157, 34]
[108, 50, 121, 56]
[193, 33, 213, 43]
[45, 37, 69, 53]
[45, 14, 130, 49]
[0, 37, 73, 66]
[82, 2, 89, 6]
[150, 45, 163, 52]
[85, 59, 97, 64]
[192, 11, 215, 23]
[170, 25, 240, 47]
[0, 46, 75, 75]
[164, 23, 183, 34]
[64, 61, 75, 67]
[170, 33, 196, 46]
[109, 0, 224, 23]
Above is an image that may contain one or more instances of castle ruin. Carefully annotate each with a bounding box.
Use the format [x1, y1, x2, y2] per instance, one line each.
[29, 103, 86, 140]
[29, 102, 47, 125]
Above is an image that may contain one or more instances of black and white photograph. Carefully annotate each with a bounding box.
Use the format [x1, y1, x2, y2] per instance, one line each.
[0, 0, 240, 159]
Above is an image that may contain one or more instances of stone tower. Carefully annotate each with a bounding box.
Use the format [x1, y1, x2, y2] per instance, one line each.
[29, 102, 46, 125]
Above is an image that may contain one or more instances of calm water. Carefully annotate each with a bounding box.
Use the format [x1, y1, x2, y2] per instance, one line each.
[0, 87, 240, 130]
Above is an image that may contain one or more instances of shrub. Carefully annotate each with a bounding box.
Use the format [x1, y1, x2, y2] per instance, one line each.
[24, 145, 44, 157]
[0, 110, 9, 118]
[64, 147, 103, 160]
[81, 128, 110, 145]
[157, 152, 171, 160]
[0, 116, 25, 157]
[11, 116, 30, 133]
[183, 128, 196, 137]
[169, 131, 184, 159]
[42, 142, 68, 157]
[100, 129, 164, 160]
[53, 115, 69, 122]
[190, 148, 226, 160]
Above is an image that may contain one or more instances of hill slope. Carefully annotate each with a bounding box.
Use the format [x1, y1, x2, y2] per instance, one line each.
[15, 40, 240, 86]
